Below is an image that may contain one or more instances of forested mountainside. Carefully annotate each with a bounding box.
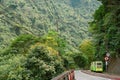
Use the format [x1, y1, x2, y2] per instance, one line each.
[89, 0, 120, 74]
[0, 0, 100, 49]
[90, 0, 120, 58]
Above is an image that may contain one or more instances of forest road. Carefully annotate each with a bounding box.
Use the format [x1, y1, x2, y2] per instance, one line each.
[74, 70, 111, 80]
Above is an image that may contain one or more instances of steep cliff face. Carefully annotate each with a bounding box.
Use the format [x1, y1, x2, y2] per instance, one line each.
[0, 0, 100, 49]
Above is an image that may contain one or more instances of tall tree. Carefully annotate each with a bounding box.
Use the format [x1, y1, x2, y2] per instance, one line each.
[89, 0, 120, 59]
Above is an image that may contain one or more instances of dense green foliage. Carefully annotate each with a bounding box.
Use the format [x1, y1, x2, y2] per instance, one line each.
[79, 39, 96, 62]
[0, 0, 103, 79]
[25, 45, 64, 80]
[89, 0, 120, 59]
[0, 0, 100, 50]
[73, 53, 88, 68]
[0, 32, 95, 79]
[0, 34, 65, 80]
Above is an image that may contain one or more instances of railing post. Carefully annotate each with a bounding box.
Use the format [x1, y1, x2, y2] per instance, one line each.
[51, 70, 75, 80]
[64, 75, 68, 80]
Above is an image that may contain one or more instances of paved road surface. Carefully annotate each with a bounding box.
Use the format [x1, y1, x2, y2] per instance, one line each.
[75, 70, 111, 80]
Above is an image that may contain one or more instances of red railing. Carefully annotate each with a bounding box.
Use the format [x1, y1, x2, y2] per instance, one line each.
[51, 70, 75, 80]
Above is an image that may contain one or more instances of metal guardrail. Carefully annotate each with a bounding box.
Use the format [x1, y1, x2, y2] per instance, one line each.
[51, 70, 75, 80]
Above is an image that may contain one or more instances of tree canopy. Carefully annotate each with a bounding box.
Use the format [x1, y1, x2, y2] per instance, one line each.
[89, 0, 120, 59]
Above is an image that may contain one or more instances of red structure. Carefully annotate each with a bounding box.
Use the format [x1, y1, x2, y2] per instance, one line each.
[52, 70, 75, 80]
[68, 70, 74, 80]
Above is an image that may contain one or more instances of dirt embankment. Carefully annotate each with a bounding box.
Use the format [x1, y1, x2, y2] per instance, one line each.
[108, 57, 120, 75]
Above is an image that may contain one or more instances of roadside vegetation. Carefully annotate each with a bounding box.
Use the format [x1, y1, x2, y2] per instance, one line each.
[0, 0, 119, 79]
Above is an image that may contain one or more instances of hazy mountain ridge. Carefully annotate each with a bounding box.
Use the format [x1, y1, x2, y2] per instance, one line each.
[0, 0, 100, 49]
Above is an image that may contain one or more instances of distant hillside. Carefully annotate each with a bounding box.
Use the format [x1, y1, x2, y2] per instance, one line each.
[0, 0, 100, 50]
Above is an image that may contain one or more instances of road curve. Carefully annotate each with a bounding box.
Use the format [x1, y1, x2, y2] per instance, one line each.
[74, 70, 111, 80]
